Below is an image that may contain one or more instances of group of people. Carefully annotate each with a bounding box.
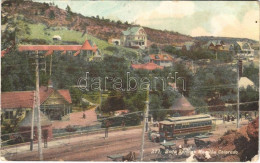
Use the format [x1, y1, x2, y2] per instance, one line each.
[223, 115, 235, 122]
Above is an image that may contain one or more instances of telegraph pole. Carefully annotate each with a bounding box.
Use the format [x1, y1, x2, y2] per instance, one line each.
[140, 84, 149, 161]
[237, 59, 241, 128]
[100, 89, 102, 112]
[30, 91, 35, 151]
[49, 54, 52, 76]
[36, 50, 43, 160]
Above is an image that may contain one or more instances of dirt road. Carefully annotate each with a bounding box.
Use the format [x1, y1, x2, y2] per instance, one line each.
[4, 119, 249, 161]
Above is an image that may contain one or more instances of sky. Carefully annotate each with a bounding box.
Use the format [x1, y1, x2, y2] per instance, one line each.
[37, 1, 259, 41]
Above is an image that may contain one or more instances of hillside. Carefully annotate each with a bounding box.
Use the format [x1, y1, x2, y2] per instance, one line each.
[195, 36, 258, 44]
[1, 0, 193, 46]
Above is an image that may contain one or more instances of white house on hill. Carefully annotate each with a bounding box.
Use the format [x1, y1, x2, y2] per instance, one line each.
[121, 26, 147, 49]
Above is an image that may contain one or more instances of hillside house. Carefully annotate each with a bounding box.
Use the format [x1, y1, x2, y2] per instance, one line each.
[204, 40, 225, 51]
[143, 54, 174, 67]
[172, 43, 184, 50]
[1, 85, 72, 121]
[182, 41, 195, 51]
[233, 41, 254, 58]
[121, 26, 147, 49]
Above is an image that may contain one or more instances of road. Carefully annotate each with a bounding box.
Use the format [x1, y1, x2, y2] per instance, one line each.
[2, 119, 250, 161]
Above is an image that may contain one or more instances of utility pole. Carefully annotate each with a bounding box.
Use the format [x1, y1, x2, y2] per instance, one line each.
[49, 54, 52, 76]
[36, 50, 43, 160]
[30, 91, 36, 151]
[140, 84, 149, 161]
[237, 59, 241, 128]
[100, 89, 102, 112]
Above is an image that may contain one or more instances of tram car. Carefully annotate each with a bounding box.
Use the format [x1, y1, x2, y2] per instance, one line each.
[159, 114, 216, 140]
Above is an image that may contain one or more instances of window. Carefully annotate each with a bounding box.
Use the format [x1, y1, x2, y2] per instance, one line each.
[5, 111, 13, 119]
[26, 110, 29, 116]
[175, 124, 182, 129]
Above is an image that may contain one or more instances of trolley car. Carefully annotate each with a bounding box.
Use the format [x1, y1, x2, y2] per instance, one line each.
[159, 114, 216, 140]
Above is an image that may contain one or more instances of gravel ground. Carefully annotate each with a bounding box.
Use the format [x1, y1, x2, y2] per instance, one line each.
[3, 119, 251, 161]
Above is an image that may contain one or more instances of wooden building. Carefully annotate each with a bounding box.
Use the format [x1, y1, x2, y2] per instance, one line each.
[1, 85, 72, 122]
[121, 26, 147, 49]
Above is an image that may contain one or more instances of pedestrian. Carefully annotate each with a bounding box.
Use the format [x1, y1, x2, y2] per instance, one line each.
[105, 120, 111, 138]
[83, 113, 86, 119]
[121, 120, 125, 130]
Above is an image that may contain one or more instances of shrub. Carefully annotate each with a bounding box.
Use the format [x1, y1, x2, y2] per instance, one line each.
[65, 125, 77, 132]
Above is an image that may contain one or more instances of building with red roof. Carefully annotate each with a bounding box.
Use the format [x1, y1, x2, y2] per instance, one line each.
[143, 54, 174, 67]
[17, 39, 98, 57]
[131, 62, 164, 71]
[1, 40, 98, 58]
[1, 85, 72, 121]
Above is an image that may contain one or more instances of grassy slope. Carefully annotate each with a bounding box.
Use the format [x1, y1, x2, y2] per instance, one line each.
[21, 22, 138, 56]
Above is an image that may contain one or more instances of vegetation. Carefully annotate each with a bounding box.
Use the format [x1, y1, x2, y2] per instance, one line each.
[243, 63, 259, 87]
[189, 63, 237, 112]
[240, 86, 259, 111]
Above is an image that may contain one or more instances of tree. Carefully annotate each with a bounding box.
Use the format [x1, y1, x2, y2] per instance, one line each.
[189, 64, 236, 111]
[117, 20, 122, 25]
[2, 109, 23, 134]
[243, 63, 259, 87]
[149, 94, 167, 121]
[101, 91, 125, 113]
[240, 86, 259, 111]
[49, 10, 55, 20]
[66, 5, 72, 20]
[81, 101, 89, 111]
[149, 44, 159, 54]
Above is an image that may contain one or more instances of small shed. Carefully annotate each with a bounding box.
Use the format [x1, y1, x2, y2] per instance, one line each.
[170, 96, 195, 116]
[19, 110, 52, 141]
[52, 35, 62, 41]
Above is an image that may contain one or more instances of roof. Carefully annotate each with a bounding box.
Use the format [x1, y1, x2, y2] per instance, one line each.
[183, 42, 195, 50]
[122, 26, 146, 36]
[149, 54, 174, 61]
[19, 110, 52, 127]
[167, 114, 211, 122]
[170, 96, 195, 111]
[235, 41, 252, 51]
[160, 114, 216, 125]
[131, 62, 164, 70]
[211, 40, 224, 46]
[239, 77, 255, 89]
[204, 40, 224, 48]
[18, 40, 98, 54]
[1, 91, 35, 109]
[81, 40, 97, 51]
[53, 35, 61, 39]
[1, 86, 72, 109]
[1, 50, 6, 57]
[57, 89, 72, 103]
